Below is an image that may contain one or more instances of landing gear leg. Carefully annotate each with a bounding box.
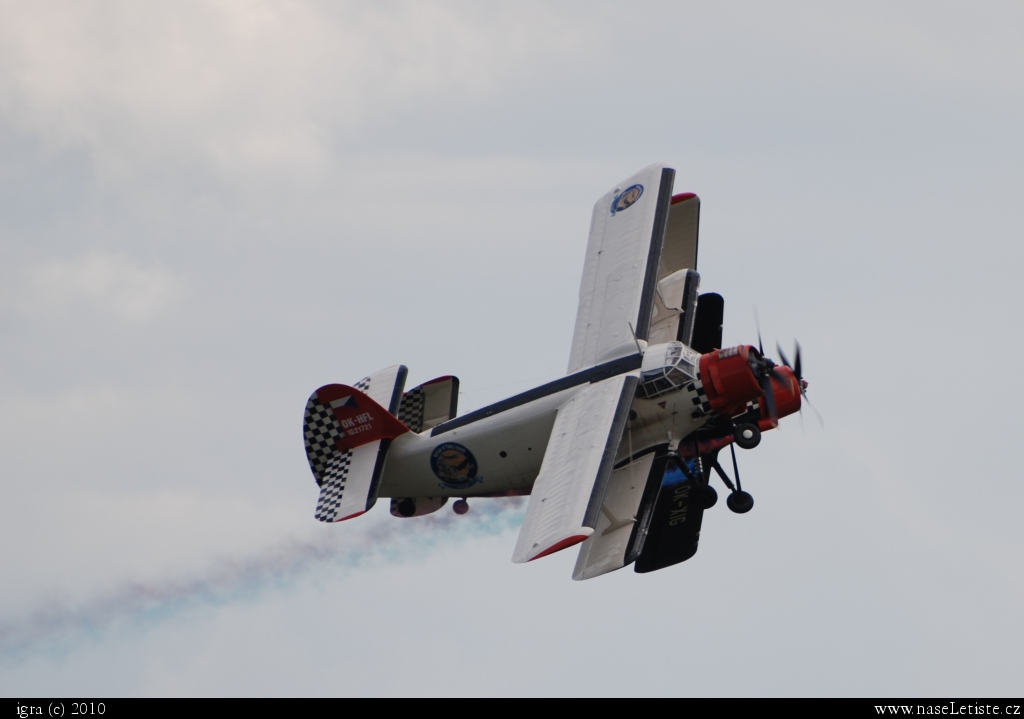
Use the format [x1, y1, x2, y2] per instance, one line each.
[708, 445, 754, 514]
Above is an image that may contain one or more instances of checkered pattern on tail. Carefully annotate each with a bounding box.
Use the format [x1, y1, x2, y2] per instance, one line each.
[314, 451, 352, 522]
[684, 378, 713, 418]
[304, 394, 346, 486]
[398, 387, 426, 433]
[303, 376, 372, 486]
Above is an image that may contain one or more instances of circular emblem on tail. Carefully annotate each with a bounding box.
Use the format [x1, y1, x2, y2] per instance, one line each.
[611, 184, 643, 215]
[430, 442, 481, 490]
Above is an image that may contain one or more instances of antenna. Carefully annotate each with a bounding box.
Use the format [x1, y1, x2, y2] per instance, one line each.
[628, 323, 644, 354]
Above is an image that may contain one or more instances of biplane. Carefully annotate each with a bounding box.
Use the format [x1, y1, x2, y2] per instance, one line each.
[301, 163, 809, 579]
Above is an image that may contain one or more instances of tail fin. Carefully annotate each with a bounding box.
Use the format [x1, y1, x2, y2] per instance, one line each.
[349, 365, 408, 416]
[303, 365, 409, 522]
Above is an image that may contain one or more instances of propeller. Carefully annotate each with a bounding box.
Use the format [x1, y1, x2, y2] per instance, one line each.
[749, 343, 783, 427]
[753, 309, 821, 426]
[776, 341, 802, 391]
[777, 340, 823, 426]
[751, 310, 782, 426]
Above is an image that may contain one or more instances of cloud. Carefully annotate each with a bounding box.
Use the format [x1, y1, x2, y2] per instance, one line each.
[19, 253, 186, 322]
[0, 1, 593, 179]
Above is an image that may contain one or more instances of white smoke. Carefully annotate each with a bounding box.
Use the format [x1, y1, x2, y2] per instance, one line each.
[0, 498, 525, 658]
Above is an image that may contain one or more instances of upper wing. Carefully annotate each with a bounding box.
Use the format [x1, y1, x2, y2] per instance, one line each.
[566, 164, 676, 374]
[511, 373, 638, 563]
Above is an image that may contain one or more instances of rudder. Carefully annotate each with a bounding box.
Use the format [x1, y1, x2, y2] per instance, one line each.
[303, 365, 409, 522]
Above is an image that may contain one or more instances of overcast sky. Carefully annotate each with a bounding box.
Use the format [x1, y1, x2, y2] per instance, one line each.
[1, 1, 1023, 697]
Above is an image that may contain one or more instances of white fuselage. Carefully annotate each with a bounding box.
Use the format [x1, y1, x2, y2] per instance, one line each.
[378, 353, 712, 499]
[380, 385, 569, 498]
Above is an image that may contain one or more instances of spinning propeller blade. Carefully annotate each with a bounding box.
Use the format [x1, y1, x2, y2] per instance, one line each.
[753, 311, 820, 428]
[776, 341, 803, 391]
[794, 341, 802, 386]
[776, 343, 791, 374]
[777, 340, 823, 426]
[754, 307, 765, 357]
[748, 348, 781, 427]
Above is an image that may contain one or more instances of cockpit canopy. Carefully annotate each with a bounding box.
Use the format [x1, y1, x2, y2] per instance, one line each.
[637, 341, 700, 399]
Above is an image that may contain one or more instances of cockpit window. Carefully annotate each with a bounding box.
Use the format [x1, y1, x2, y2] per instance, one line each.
[637, 342, 699, 399]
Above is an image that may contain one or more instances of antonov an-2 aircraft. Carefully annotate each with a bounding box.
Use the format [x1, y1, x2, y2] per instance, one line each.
[302, 163, 809, 580]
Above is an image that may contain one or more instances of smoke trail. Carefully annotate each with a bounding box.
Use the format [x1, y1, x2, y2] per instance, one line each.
[0, 497, 525, 658]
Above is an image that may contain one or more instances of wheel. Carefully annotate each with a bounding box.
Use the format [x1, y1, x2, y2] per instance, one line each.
[734, 423, 761, 450]
[726, 490, 754, 514]
[696, 484, 718, 509]
[453, 499, 470, 515]
[396, 498, 416, 517]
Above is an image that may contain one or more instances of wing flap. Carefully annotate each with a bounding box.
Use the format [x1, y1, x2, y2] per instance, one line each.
[511, 373, 638, 563]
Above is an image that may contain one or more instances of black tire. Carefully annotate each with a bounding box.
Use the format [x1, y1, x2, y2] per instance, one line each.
[726, 490, 754, 514]
[396, 498, 416, 517]
[734, 423, 761, 450]
[696, 484, 718, 509]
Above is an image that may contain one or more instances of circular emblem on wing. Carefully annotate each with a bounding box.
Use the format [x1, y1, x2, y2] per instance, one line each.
[610, 184, 644, 215]
[430, 442, 482, 490]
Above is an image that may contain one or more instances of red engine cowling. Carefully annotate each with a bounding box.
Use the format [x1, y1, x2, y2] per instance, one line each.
[698, 345, 763, 416]
[697, 344, 803, 430]
[756, 365, 802, 430]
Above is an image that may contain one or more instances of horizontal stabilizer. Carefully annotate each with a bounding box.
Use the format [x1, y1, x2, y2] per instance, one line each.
[398, 376, 459, 433]
[512, 373, 638, 564]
